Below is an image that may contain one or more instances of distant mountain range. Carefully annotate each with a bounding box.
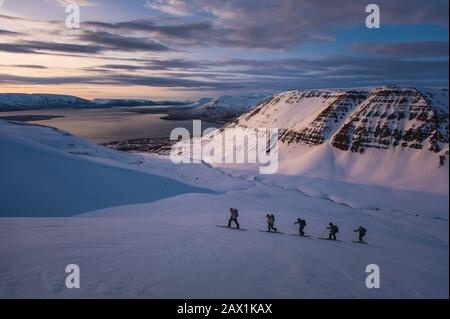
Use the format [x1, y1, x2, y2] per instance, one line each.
[0, 93, 193, 111]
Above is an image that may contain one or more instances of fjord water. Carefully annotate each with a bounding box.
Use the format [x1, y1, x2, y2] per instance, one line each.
[0, 106, 221, 144]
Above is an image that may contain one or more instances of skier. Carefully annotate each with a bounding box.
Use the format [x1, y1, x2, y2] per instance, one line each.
[266, 214, 278, 232]
[228, 208, 240, 229]
[354, 226, 367, 242]
[294, 218, 306, 236]
[327, 222, 339, 240]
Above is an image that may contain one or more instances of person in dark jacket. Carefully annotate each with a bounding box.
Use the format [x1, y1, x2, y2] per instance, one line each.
[294, 218, 306, 236]
[228, 208, 240, 228]
[354, 226, 367, 242]
[266, 214, 278, 232]
[327, 222, 339, 240]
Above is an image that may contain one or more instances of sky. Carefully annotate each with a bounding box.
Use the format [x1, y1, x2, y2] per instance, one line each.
[0, 0, 448, 100]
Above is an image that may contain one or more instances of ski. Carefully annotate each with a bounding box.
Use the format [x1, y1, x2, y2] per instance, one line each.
[216, 225, 247, 231]
[318, 237, 342, 241]
[290, 234, 311, 238]
[352, 240, 368, 244]
[258, 230, 284, 234]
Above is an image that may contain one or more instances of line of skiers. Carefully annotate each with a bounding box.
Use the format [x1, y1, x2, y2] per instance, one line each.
[227, 208, 367, 242]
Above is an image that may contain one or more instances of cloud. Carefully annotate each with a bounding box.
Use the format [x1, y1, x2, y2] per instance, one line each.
[145, 0, 449, 25]
[0, 2, 447, 95]
[84, 19, 216, 47]
[140, 0, 449, 49]
[95, 59, 212, 72]
[8, 64, 48, 69]
[353, 41, 449, 58]
[0, 72, 242, 89]
[0, 41, 104, 54]
[79, 31, 172, 52]
[55, 0, 97, 7]
[44, 55, 449, 91]
[144, 0, 193, 16]
[0, 29, 22, 36]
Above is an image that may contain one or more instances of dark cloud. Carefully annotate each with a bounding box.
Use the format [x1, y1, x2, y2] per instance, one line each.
[12, 64, 48, 69]
[96, 59, 214, 72]
[0, 34, 172, 55]
[79, 31, 172, 52]
[0, 41, 103, 54]
[353, 41, 449, 58]
[3, 54, 445, 91]
[0, 73, 240, 89]
[0, 29, 23, 36]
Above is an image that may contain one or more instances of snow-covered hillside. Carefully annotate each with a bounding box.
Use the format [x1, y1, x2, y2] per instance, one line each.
[200, 86, 449, 193]
[0, 120, 211, 217]
[0, 119, 448, 298]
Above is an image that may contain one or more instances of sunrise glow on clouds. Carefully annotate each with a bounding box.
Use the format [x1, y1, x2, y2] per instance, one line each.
[0, 0, 448, 99]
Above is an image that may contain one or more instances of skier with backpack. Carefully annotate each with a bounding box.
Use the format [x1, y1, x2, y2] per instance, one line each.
[354, 226, 367, 242]
[327, 222, 339, 240]
[294, 218, 306, 236]
[228, 208, 240, 229]
[266, 214, 278, 232]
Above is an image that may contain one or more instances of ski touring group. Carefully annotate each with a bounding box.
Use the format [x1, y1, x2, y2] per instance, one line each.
[218, 208, 368, 244]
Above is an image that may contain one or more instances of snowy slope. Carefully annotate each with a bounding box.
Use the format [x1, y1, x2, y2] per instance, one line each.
[0, 120, 212, 217]
[0, 189, 447, 298]
[0, 119, 448, 298]
[199, 86, 449, 193]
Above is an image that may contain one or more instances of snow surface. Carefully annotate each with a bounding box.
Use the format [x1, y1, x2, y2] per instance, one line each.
[0, 119, 448, 298]
[0, 121, 212, 217]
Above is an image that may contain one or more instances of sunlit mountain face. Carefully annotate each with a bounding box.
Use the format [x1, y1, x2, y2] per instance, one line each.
[0, 0, 448, 100]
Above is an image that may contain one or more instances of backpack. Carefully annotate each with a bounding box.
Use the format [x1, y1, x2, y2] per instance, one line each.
[234, 209, 239, 218]
[334, 225, 339, 233]
[300, 220, 306, 227]
[271, 214, 275, 222]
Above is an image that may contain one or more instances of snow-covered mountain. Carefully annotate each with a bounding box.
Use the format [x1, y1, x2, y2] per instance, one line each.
[91, 98, 192, 107]
[0, 93, 194, 111]
[0, 93, 94, 111]
[164, 93, 271, 122]
[201, 86, 449, 193]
